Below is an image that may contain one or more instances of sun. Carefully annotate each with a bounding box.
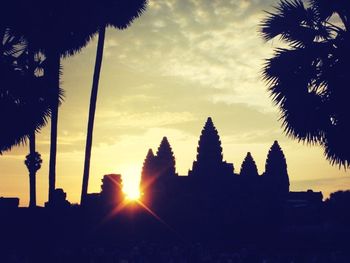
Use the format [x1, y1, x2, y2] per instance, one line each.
[125, 190, 141, 201]
[121, 165, 141, 201]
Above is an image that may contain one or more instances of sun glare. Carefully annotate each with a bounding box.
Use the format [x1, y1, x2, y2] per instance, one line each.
[122, 166, 141, 201]
[125, 190, 141, 201]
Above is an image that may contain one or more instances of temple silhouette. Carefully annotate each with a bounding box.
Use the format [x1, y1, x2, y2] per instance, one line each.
[130, 117, 295, 239]
[0, 117, 323, 234]
[68, 117, 298, 240]
[141, 117, 289, 206]
[3, 117, 350, 258]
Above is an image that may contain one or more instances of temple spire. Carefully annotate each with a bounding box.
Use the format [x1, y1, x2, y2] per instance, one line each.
[264, 140, 290, 194]
[141, 149, 155, 180]
[240, 152, 259, 178]
[189, 117, 234, 177]
[196, 117, 223, 164]
[156, 137, 176, 177]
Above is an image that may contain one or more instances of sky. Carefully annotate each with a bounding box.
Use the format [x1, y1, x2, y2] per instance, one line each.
[1, 0, 349, 206]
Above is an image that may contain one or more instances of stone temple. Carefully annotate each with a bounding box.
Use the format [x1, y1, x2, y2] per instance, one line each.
[140, 117, 290, 215]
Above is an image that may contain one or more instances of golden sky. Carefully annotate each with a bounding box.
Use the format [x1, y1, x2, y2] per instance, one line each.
[1, 0, 349, 206]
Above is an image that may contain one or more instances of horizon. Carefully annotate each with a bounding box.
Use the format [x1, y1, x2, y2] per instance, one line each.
[1, 0, 349, 207]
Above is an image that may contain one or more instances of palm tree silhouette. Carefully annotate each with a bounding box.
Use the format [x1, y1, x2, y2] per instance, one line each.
[24, 141, 42, 208]
[80, 0, 147, 205]
[0, 28, 52, 207]
[7, 0, 99, 204]
[261, 0, 350, 167]
[37, 2, 98, 204]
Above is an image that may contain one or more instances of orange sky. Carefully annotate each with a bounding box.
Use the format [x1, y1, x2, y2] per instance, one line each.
[1, 0, 349, 206]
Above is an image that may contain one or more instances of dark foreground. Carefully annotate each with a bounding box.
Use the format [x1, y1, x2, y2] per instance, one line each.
[1, 204, 350, 263]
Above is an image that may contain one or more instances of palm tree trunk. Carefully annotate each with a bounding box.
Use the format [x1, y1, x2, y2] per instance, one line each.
[81, 26, 106, 206]
[48, 51, 61, 204]
[27, 46, 36, 208]
[28, 131, 36, 208]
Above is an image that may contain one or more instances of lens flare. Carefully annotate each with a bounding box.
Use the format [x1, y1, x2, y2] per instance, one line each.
[122, 166, 141, 200]
[124, 188, 140, 200]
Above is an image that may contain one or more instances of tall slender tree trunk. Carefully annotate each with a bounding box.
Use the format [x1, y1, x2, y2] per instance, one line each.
[28, 131, 36, 208]
[28, 47, 36, 208]
[81, 26, 106, 206]
[48, 51, 61, 204]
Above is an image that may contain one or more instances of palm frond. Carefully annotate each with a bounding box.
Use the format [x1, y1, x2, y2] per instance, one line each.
[324, 120, 350, 168]
[261, 0, 350, 167]
[0, 29, 58, 153]
[280, 90, 328, 143]
[261, 0, 305, 39]
[261, 0, 336, 47]
[262, 44, 333, 144]
[105, 0, 148, 29]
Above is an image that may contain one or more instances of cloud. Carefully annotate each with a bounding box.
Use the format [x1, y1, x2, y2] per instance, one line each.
[5, 0, 349, 207]
[100, 0, 279, 109]
[55, 0, 284, 155]
[96, 110, 195, 129]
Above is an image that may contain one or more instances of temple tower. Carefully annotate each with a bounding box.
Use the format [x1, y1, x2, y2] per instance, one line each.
[140, 137, 177, 206]
[189, 117, 233, 178]
[141, 148, 156, 191]
[155, 136, 176, 178]
[100, 174, 123, 207]
[240, 152, 259, 178]
[264, 141, 290, 195]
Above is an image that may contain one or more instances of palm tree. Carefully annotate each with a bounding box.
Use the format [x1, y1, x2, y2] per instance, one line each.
[0, 28, 51, 207]
[24, 138, 42, 208]
[261, 0, 350, 167]
[81, 0, 147, 205]
[7, 0, 99, 204]
[35, 1, 98, 204]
